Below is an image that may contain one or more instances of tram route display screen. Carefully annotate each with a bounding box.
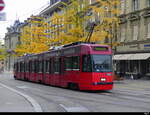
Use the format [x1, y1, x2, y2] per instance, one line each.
[93, 47, 108, 51]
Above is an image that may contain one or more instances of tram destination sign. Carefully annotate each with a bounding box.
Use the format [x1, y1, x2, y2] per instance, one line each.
[93, 46, 109, 51]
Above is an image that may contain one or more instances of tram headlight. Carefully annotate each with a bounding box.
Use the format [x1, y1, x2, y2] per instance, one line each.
[101, 78, 106, 82]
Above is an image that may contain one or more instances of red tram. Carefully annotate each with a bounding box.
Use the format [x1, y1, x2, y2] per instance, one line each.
[14, 42, 113, 91]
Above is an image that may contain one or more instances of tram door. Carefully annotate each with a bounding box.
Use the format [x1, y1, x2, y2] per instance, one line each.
[53, 57, 61, 86]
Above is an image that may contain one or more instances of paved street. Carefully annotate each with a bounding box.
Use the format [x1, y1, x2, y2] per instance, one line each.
[0, 72, 150, 112]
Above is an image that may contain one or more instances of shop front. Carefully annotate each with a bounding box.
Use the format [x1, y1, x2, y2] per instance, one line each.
[113, 53, 150, 79]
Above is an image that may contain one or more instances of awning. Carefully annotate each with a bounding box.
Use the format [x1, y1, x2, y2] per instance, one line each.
[113, 54, 132, 60]
[113, 53, 150, 60]
[130, 53, 150, 60]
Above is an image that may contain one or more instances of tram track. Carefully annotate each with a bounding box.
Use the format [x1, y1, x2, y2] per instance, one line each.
[13, 84, 91, 112]
[99, 89, 150, 103]
[1, 75, 150, 112]
[19, 85, 150, 111]
[6, 79, 150, 110]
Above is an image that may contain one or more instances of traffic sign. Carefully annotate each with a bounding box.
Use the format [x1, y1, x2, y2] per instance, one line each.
[0, 0, 5, 11]
[0, 12, 6, 21]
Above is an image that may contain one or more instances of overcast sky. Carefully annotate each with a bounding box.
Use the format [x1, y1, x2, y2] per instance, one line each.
[0, 0, 50, 40]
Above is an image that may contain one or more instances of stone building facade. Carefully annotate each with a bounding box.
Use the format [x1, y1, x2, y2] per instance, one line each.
[4, 20, 23, 72]
[114, 0, 150, 78]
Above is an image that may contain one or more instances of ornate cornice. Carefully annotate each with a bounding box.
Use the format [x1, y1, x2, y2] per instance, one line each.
[128, 12, 140, 21]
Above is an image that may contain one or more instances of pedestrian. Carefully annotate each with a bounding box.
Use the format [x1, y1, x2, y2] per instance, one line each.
[131, 74, 134, 80]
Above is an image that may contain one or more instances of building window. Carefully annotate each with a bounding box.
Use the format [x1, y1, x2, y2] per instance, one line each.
[148, 0, 150, 7]
[120, 26, 126, 42]
[132, 0, 139, 11]
[133, 25, 138, 41]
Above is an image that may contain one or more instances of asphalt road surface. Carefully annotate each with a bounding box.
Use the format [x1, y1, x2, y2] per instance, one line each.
[0, 72, 150, 112]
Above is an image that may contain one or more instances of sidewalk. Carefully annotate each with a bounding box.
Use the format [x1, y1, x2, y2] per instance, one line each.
[0, 84, 34, 112]
[0, 72, 34, 112]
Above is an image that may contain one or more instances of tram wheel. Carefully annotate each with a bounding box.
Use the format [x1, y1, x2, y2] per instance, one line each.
[14, 76, 17, 80]
[68, 83, 79, 90]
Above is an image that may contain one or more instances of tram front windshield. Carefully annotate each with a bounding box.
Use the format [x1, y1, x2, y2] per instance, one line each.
[92, 55, 112, 73]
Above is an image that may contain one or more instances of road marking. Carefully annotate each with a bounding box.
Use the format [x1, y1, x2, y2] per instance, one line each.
[16, 85, 29, 89]
[0, 83, 43, 112]
[59, 104, 90, 112]
[5, 102, 13, 105]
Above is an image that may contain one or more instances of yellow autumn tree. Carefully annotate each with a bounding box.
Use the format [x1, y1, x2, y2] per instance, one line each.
[0, 48, 7, 60]
[0, 41, 7, 60]
[15, 0, 121, 56]
[47, 0, 121, 47]
[90, 0, 121, 47]
[47, 0, 92, 46]
[15, 16, 51, 56]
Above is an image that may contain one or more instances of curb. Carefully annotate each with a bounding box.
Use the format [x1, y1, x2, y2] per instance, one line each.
[0, 82, 43, 112]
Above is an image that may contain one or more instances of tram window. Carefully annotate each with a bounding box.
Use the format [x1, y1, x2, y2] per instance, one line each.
[18, 63, 19, 72]
[72, 56, 80, 71]
[27, 62, 29, 72]
[19, 63, 21, 72]
[16, 64, 18, 72]
[20, 63, 22, 72]
[26, 62, 29, 72]
[39, 61, 42, 73]
[31, 61, 35, 72]
[14, 64, 15, 71]
[45, 60, 50, 73]
[29, 61, 31, 72]
[54, 58, 60, 74]
[16, 63, 18, 72]
[18, 63, 20, 72]
[39, 61, 44, 73]
[21, 63, 25, 72]
[15, 64, 17, 72]
[35, 61, 39, 73]
[25, 62, 27, 72]
[49, 59, 51, 73]
[14, 64, 16, 71]
[17, 63, 19, 72]
[15, 63, 17, 72]
[30, 61, 33, 72]
[82, 55, 92, 72]
[64, 57, 72, 71]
